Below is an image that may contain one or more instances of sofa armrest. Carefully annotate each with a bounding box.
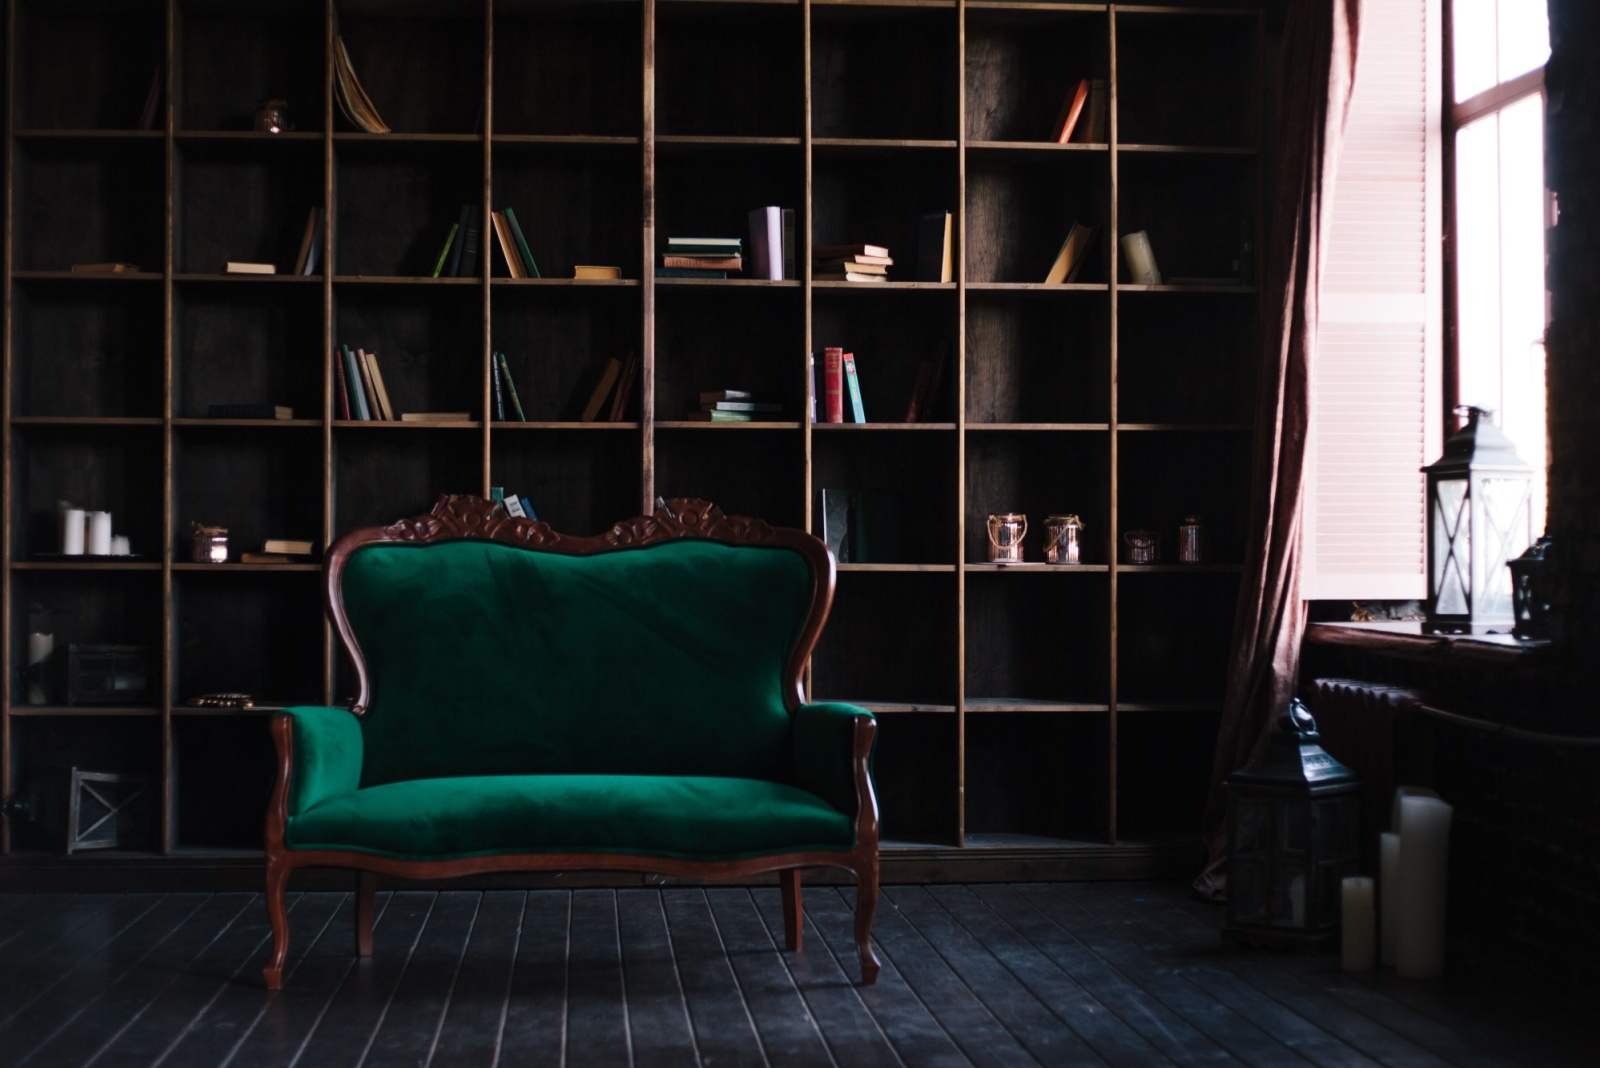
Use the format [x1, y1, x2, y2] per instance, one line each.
[274, 706, 365, 817]
[793, 702, 875, 817]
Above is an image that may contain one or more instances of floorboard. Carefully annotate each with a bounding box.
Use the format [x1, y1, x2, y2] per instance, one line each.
[0, 882, 1590, 1068]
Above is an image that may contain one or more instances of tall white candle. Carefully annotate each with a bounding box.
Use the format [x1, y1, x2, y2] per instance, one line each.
[1341, 876, 1377, 971]
[61, 508, 86, 555]
[1380, 831, 1401, 966]
[87, 511, 113, 556]
[1392, 785, 1440, 832]
[1396, 795, 1453, 978]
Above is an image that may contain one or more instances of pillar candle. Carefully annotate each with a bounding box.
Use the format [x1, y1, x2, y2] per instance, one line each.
[87, 511, 113, 556]
[111, 535, 131, 556]
[61, 508, 86, 555]
[1380, 831, 1401, 967]
[1396, 795, 1453, 978]
[1391, 785, 1440, 832]
[1341, 876, 1377, 971]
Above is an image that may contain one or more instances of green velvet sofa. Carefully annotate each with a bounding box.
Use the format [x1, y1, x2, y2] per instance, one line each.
[263, 495, 880, 988]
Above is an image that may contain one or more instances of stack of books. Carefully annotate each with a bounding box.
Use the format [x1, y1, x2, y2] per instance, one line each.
[687, 390, 781, 423]
[813, 243, 891, 283]
[240, 538, 316, 565]
[658, 237, 742, 279]
[335, 343, 398, 421]
[490, 488, 540, 522]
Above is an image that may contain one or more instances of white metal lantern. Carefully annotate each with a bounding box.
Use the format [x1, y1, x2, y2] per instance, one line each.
[1421, 406, 1535, 628]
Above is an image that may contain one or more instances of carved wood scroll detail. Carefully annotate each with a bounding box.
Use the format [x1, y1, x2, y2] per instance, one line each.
[379, 494, 775, 551]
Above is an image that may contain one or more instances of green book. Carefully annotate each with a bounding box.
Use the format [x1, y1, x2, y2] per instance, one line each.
[502, 207, 541, 279]
[498, 351, 527, 421]
[430, 222, 459, 278]
[842, 352, 866, 422]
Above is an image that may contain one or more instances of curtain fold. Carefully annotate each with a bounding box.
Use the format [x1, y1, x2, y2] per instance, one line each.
[1194, 0, 1363, 901]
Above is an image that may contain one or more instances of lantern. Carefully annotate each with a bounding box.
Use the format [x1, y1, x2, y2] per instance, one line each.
[1422, 406, 1535, 629]
[1224, 698, 1361, 952]
[1507, 535, 1554, 639]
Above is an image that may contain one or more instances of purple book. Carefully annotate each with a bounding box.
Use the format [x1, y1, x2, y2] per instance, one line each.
[139, 65, 162, 130]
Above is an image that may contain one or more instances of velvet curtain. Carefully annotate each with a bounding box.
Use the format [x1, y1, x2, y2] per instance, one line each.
[1194, 0, 1363, 901]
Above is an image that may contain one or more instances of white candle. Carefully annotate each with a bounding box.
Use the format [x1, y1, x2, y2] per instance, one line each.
[61, 508, 86, 555]
[1341, 876, 1376, 971]
[87, 511, 113, 556]
[1392, 785, 1440, 832]
[111, 535, 131, 556]
[26, 632, 53, 705]
[1380, 831, 1401, 967]
[1288, 873, 1306, 927]
[1396, 795, 1453, 978]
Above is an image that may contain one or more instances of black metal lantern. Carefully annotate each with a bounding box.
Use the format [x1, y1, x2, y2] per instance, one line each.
[1507, 535, 1553, 639]
[1224, 698, 1361, 952]
[1422, 406, 1535, 629]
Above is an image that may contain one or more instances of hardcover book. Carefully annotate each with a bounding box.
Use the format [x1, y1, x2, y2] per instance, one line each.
[580, 357, 623, 422]
[823, 347, 845, 424]
[503, 207, 542, 278]
[1044, 222, 1100, 284]
[916, 212, 953, 282]
[498, 352, 527, 421]
[575, 265, 622, 279]
[1051, 78, 1091, 143]
[842, 353, 866, 422]
[747, 206, 784, 280]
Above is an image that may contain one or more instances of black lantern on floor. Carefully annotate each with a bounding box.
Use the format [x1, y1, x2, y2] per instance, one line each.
[1224, 698, 1361, 952]
[1422, 406, 1535, 629]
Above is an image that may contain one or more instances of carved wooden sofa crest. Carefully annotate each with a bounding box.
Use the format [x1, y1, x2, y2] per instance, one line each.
[263, 496, 880, 987]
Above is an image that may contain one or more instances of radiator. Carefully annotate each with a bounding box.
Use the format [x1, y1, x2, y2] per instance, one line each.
[1307, 677, 1427, 870]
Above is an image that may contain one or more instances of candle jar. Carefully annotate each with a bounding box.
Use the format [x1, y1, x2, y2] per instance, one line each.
[986, 513, 1027, 564]
[1178, 515, 1204, 563]
[1043, 514, 1084, 564]
[191, 523, 229, 564]
[1123, 529, 1160, 564]
[253, 99, 290, 134]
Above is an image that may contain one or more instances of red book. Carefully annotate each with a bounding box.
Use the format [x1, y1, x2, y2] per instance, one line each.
[823, 347, 845, 424]
[1052, 78, 1090, 144]
[333, 345, 352, 420]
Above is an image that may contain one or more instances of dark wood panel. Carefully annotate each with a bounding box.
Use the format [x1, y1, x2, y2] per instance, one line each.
[175, 141, 324, 273]
[335, 12, 485, 135]
[657, 4, 804, 138]
[334, 286, 486, 415]
[13, 141, 167, 270]
[1115, 13, 1259, 149]
[965, 713, 1109, 840]
[812, 151, 958, 277]
[964, 9, 1109, 144]
[331, 429, 484, 532]
[655, 145, 805, 264]
[966, 293, 1111, 424]
[652, 429, 805, 530]
[965, 571, 1111, 704]
[489, 285, 641, 420]
[490, 430, 642, 537]
[172, 427, 325, 554]
[1116, 710, 1221, 841]
[7, 575, 164, 709]
[492, 143, 642, 278]
[966, 155, 1111, 284]
[11, 280, 166, 417]
[1118, 292, 1257, 424]
[811, 434, 958, 563]
[493, 5, 641, 137]
[811, 7, 958, 141]
[13, 1, 165, 130]
[334, 145, 484, 276]
[173, 570, 325, 706]
[812, 288, 958, 421]
[177, 3, 327, 132]
[1117, 154, 1258, 284]
[171, 719, 277, 851]
[869, 713, 960, 846]
[9, 425, 166, 559]
[1116, 572, 1239, 705]
[1117, 431, 1252, 565]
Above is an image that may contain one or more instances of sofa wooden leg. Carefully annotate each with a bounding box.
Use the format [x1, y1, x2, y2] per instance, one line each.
[854, 865, 881, 985]
[780, 869, 803, 951]
[263, 858, 290, 990]
[355, 871, 376, 957]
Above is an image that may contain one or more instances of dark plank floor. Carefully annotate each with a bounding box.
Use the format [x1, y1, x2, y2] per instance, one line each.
[0, 881, 1592, 1067]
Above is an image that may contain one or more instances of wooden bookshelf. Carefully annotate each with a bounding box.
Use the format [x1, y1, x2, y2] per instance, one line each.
[2, 0, 1262, 877]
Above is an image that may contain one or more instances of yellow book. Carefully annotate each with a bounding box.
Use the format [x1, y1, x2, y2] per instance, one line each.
[574, 265, 621, 279]
[580, 357, 623, 422]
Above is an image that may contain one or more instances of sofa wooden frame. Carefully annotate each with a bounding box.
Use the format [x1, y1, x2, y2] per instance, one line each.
[263, 496, 881, 989]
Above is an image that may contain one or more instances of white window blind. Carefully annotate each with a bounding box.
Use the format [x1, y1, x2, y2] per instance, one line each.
[1302, 0, 1443, 601]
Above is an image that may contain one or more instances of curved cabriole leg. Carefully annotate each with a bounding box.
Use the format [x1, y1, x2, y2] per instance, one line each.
[355, 871, 376, 957]
[854, 863, 881, 984]
[262, 857, 291, 990]
[780, 868, 803, 951]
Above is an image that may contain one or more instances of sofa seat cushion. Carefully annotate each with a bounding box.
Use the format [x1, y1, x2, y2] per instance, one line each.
[286, 773, 854, 862]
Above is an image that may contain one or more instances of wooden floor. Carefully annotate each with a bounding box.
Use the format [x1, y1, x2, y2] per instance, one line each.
[0, 881, 1591, 1067]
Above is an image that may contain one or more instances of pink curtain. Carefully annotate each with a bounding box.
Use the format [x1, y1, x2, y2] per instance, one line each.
[1194, 0, 1363, 901]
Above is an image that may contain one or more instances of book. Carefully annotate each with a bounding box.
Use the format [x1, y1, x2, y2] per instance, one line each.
[333, 345, 352, 420]
[400, 412, 471, 422]
[699, 390, 757, 403]
[823, 347, 844, 424]
[225, 261, 276, 274]
[503, 207, 541, 278]
[842, 352, 866, 422]
[519, 495, 538, 522]
[263, 539, 315, 555]
[916, 211, 953, 282]
[609, 351, 639, 422]
[1044, 222, 1100, 284]
[207, 404, 293, 420]
[809, 353, 818, 423]
[448, 206, 473, 277]
[813, 243, 888, 260]
[341, 344, 370, 420]
[498, 351, 527, 421]
[1075, 79, 1108, 143]
[574, 265, 621, 279]
[816, 260, 887, 276]
[655, 267, 728, 279]
[334, 36, 390, 133]
[491, 211, 524, 278]
[239, 553, 296, 565]
[580, 357, 623, 422]
[292, 208, 322, 276]
[139, 64, 162, 130]
[504, 495, 526, 518]
[1051, 78, 1091, 143]
[813, 270, 888, 283]
[781, 208, 797, 282]
[815, 253, 893, 267]
[366, 350, 396, 415]
[456, 208, 481, 278]
[703, 401, 782, 413]
[490, 350, 505, 420]
[660, 255, 742, 271]
[70, 262, 141, 273]
[683, 409, 754, 422]
[667, 237, 741, 251]
[747, 206, 784, 280]
[430, 222, 459, 278]
[1121, 229, 1161, 284]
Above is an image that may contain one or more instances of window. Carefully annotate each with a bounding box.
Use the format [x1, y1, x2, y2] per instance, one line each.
[1449, 0, 1550, 528]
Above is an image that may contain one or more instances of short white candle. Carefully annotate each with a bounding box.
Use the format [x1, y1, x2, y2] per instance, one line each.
[1341, 876, 1376, 971]
[1392, 785, 1439, 833]
[1396, 795, 1453, 978]
[1380, 832, 1401, 966]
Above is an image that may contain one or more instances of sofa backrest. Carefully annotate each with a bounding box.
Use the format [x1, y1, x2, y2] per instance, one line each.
[339, 531, 819, 787]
